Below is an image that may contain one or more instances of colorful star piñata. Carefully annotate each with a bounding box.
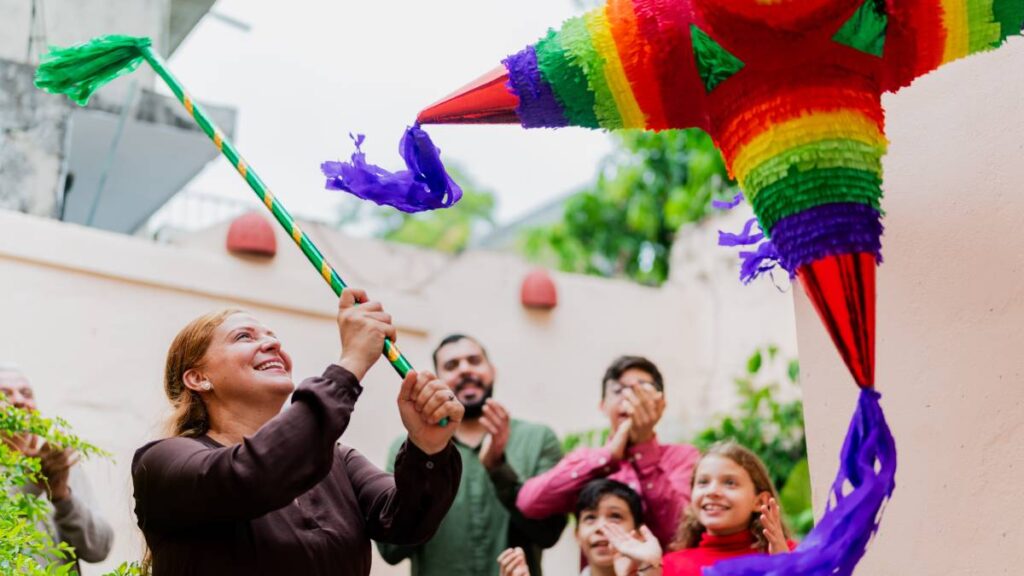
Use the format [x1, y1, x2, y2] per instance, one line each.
[413, 1, 1024, 574]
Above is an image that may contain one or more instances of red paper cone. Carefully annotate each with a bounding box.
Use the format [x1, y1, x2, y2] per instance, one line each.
[417, 66, 521, 125]
[797, 252, 877, 388]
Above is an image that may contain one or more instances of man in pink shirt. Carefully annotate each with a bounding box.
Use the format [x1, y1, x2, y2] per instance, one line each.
[516, 356, 700, 548]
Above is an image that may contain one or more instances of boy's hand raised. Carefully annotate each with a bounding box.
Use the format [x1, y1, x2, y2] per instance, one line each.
[605, 524, 663, 576]
[623, 383, 664, 445]
[608, 418, 633, 462]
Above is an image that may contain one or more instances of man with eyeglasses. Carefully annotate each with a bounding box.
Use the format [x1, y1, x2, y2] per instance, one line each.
[515, 356, 700, 549]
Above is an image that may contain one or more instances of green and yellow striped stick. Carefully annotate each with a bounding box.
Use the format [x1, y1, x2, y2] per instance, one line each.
[35, 36, 438, 416]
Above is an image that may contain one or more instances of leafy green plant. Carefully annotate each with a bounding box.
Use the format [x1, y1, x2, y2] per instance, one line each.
[694, 345, 813, 535]
[522, 129, 737, 285]
[561, 427, 611, 455]
[0, 405, 141, 575]
[106, 562, 143, 576]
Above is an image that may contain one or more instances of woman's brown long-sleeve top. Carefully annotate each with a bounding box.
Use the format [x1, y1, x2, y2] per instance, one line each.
[132, 365, 461, 576]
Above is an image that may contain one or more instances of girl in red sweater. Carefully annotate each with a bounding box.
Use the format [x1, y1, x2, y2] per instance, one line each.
[660, 441, 793, 575]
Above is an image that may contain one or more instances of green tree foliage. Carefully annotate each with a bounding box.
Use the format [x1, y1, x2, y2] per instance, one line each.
[521, 129, 737, 286]
[561, 427, 611, 455]
[340, 165, 497, 253]
[1, 406, 140, 575]
[693, 345, 813, 535]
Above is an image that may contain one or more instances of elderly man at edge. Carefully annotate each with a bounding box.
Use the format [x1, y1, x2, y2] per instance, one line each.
[0, 363, 114, 571]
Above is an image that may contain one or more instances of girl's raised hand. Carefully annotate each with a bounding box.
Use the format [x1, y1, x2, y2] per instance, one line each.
[604, 523, 663, 576]
[760, 497, 790, 555]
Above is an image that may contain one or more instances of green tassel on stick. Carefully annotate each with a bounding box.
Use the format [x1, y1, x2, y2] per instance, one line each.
[35, 35, 151, 106]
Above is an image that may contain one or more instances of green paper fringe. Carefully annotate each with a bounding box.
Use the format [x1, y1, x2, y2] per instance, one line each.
[743, 139, 885, 193]
[967, 0, 1003, 52]
[752, 167, 884, 233]
[690, 24, 744, 93]
[35, 35, 151, 106]
[560, 16, 623, 129]
[833, 0, 888, 57]
[992, 0, 1024, 41]
[536, 28, 601, 128]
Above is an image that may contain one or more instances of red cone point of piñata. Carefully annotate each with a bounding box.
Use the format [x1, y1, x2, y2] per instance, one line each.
[417, 66, 520, 125]
[797, 252, 877, 388]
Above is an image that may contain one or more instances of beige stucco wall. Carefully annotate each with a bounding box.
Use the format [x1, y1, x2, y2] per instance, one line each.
[797, 41, 1024, 575]
[0, 204, 797, 575]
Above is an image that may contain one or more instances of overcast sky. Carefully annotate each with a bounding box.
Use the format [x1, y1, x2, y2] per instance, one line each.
[168, 0, 614, 226]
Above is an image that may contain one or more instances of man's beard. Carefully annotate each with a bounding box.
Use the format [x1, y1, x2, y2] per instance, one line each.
[456, 376, 494, 419]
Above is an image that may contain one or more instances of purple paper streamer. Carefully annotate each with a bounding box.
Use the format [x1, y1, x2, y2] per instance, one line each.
[503, 46, 570, 129]
[713, 193, 744, 210]
[321, 126, 462, 213]
[718, 217, 764, 247]
[738, 240, 780, 284]
[705, 389, 896, 576]
[769, 203, 884, 272]
[719, 218, 781, 283]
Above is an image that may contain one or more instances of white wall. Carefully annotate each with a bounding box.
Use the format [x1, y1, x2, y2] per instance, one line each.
[797, 40, 1024, 575]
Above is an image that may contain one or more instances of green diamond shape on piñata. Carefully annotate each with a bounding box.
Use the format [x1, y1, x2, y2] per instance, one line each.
[833, 0, 888, 57]
[690, 24, 744, 93]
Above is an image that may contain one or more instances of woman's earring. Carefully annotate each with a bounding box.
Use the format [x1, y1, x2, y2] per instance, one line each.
[201, 382, 213, 391]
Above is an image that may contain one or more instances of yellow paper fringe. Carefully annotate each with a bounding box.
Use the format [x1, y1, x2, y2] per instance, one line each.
[730, 111, 887, 183]
[586, 9, 647, 129]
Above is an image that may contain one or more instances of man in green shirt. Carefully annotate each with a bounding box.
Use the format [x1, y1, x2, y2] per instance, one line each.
[378, 334, 567, 576]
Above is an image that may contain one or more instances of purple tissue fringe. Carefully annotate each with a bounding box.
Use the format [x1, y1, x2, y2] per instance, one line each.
[718, 217, 764, 247]
[321, 127, 462, 213]
[713, 193, 744, 210]
[706, 389, 896, 576]
[719, 217, 781, 283]
[503, 46, 569, 128]
[769, 203, 883, 271]
[738, 240, 781, 284]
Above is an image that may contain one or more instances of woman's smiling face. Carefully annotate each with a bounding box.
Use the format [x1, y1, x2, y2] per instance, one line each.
[192, 313, 296, 404]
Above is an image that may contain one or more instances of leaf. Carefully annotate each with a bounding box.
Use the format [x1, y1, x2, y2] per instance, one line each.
[788, 359, 801, 383]
[778, 458, 813, 535]
[747, 349, 763, 374]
